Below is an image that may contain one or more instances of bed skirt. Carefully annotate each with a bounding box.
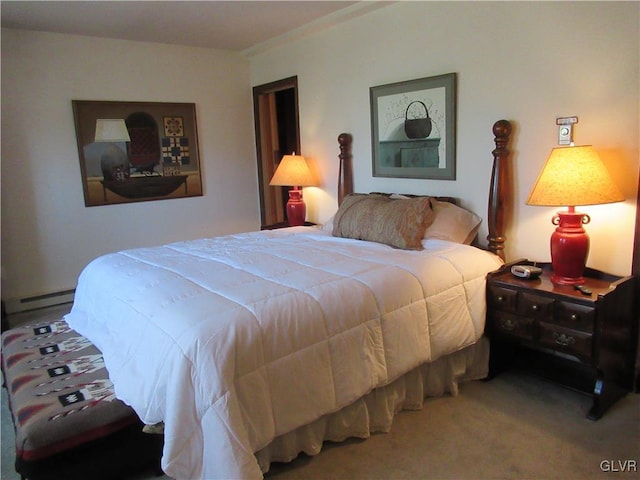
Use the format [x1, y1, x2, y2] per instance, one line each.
[256, 337, 490, 472]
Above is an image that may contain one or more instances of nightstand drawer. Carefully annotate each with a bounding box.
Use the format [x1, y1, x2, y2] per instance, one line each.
[518, 292, 554, 320]
[488, 285, 518, 313]
[557, 302, 595, 332]
[538, 322, 593, 360]
[490, 312, 534, 340]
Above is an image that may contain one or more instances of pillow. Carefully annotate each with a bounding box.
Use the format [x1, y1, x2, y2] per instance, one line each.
[321, 215, 335, 233]
[423, 199, 482, 244]
[332, 193, 434, 250]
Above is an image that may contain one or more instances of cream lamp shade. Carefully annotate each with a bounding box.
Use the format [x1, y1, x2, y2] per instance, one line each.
[94, 119, 131, 142]
[526, 145, 624, 207]
[269, 154, 316, 187]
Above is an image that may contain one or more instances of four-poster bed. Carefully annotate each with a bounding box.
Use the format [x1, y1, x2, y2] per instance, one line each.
[62, 120, 514, 479]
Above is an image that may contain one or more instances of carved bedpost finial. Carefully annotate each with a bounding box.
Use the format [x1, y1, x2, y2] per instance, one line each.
[337, 133, 353, 205]
[492, 120, 512, 150]
[487, 120, 513, 260]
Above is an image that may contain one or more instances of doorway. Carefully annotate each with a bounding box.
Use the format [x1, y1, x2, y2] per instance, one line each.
[253, 76, 300, 229]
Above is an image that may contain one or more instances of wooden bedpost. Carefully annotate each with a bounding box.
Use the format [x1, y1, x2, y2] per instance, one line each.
[337, 133, 353, 205]
[487, 120, 513, 260]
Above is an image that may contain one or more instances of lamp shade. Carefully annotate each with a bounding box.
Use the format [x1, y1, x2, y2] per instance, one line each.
[526, 145, 624, 207]
[94, 119, 131, 142]
[269, 154, 316, 187]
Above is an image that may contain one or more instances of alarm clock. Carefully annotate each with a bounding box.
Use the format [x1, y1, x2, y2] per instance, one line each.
[510, 264, 542, 280]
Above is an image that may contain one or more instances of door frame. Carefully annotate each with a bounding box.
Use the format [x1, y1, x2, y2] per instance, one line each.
[252, 76, 301, 228]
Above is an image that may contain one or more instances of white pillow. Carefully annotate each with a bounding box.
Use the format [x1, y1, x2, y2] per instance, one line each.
[321, 215, 335, 232]
[423, 199, 482, 244]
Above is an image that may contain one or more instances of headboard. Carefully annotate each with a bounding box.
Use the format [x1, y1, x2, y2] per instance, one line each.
[336, 120, 513, 259]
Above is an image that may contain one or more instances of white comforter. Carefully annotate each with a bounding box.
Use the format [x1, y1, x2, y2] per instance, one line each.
[65, 227, 502, 479]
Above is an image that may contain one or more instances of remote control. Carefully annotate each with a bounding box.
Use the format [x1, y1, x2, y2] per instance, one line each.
[573, 284, 592, 296]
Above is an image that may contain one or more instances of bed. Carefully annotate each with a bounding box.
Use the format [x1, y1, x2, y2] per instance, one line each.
[64, 120, 513, 479]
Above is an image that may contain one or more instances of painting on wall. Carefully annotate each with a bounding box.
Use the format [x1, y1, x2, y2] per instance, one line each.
[370, 73, 457, 180]
[72, 100, 203, 206]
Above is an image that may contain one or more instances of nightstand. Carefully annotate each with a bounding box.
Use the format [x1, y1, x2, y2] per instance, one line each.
[486, 260, 638, 420]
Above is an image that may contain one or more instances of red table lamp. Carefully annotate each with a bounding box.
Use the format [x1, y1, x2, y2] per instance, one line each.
[527, 145, 624, 285]
[269, 153, 316, 226]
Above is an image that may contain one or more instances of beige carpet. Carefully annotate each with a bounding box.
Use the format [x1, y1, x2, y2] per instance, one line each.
[2, 305, 639, 480]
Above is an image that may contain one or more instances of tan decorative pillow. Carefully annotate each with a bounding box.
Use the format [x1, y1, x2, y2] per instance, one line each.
[332, 194, 434, 250]
[423, 199, 482, 244]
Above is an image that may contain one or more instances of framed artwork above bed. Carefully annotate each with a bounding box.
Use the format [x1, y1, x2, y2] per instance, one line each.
[370, 73, 456, 180]
[72, 100, 203, 207]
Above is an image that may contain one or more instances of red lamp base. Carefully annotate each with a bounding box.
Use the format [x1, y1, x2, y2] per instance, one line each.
[286, 188, 306, 226]
[549, 207, 591, 285]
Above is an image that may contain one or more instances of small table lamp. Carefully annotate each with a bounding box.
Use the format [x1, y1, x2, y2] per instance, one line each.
[269, 153, 316, 226]
[95, 119, 131, 181]
[527, 145, 624, 285]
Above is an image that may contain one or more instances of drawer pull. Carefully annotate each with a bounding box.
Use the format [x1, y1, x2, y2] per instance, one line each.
[570, 313, 578, 321]
[531, 305, 539, 312]
[500, 318, 518, 331]
[553, 332, 575, 346]
[497, 295, 504, 302]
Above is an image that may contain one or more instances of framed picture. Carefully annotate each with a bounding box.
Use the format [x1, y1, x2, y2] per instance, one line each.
[370, 73, 457, 180]
[72, 100, 203, 206]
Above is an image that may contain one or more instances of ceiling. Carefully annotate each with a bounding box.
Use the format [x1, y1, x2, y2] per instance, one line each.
[0, 1, 377, 54]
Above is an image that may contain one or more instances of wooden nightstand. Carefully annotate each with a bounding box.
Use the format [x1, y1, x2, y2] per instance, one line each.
[486, 260, 638, 420]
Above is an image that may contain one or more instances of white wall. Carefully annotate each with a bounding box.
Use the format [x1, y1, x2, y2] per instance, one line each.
[250, 1, 639, 277]
[1, 29, 259, 303]
[1, 1, 638, 304]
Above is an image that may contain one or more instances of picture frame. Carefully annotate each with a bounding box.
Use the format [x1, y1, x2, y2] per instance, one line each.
[72, 100, 203, 206]
[370, 73, 457, 180]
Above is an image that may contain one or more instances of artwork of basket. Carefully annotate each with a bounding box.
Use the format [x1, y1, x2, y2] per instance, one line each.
[404, 101, 432, 139]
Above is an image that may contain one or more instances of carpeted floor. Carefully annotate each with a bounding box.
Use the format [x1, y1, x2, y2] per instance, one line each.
[2, 305, 639, 480]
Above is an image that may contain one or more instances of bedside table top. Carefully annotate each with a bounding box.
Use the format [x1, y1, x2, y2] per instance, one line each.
[489, 261, 623, 301]
[261, 221, 317, 230]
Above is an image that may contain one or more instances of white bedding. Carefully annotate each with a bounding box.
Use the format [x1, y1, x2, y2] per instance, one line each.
[65, 226, 503, 479]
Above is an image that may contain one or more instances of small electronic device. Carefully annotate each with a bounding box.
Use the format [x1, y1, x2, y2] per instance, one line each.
[510, 264, 542, 280]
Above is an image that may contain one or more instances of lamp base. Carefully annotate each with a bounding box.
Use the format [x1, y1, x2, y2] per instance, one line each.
[550, 208, 590, 285]
[100, 144, 130, 181]
[286, 188, 306, 227]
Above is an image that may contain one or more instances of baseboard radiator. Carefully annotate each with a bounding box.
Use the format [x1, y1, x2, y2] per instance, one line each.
[4, 289, 75, 314]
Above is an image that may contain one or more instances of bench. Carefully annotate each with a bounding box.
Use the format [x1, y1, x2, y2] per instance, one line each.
[1, 318, 163, 480]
